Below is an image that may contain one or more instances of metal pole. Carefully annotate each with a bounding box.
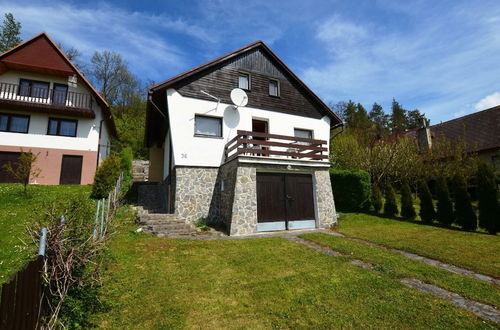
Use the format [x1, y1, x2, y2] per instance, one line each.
[100, 197, 105, 237]
[60, 215, 66, 226]
[93, 200, 101, 240]
[38, 228, 48, 256]
[106, 192, 111, 222]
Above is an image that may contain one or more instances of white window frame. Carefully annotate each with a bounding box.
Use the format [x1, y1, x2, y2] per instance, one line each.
[194, 114, 223, 138]
[238, 72, 250, 90]
[269, 79, 280, 97]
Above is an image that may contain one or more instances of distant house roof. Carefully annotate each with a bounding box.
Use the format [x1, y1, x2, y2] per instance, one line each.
[0, 32, 117, 137]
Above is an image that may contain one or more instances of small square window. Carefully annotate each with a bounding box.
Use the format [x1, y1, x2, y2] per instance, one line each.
[294, 128, 313, 145]
[269, 79, 279, 96]
[195, 115, 222, 137]
[238, 73, 250, 90]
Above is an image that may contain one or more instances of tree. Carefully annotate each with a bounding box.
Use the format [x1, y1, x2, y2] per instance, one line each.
[452, 174, 477, 231]
[58, 43, 87, 73]
[342, 100, 358, 128]
[371, 184, 383, 213]
[369, 103, 389, 138]
[383, 183, 398, 217]
[390, 99, 408, 134]
[477, 162, 499, 234]
[435, 177, 454, 226]
[2, 150, 41, 194]
[112, 96, 148, 159]
[418, 180, 435, 223]
[401, 180, 416, 219]
[0, 13, 22, 52]
[407, 109, 428, 129]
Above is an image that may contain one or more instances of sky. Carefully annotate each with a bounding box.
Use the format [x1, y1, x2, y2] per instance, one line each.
[1, 0, 500, 124]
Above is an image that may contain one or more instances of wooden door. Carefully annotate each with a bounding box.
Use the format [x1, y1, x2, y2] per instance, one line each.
[0, 152, 20, 183]
[256, 173, 286, 222]
[285, 174, 315, 221]
[59, 155, 83, 185]
[251, 119, 268, 156]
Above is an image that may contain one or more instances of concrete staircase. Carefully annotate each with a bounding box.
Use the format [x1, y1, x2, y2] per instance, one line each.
[137, 207, 198, 237]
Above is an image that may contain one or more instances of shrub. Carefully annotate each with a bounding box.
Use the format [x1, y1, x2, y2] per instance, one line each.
[435, 177, 454, 226]
[452, 174, 477, 231]
[383, 183, 398, 217]
[400, 180, 416, 219]
[2, 149, 41, 194]
[477, 162, 499, 234]
[91, 156, 120, 199]
[418, 180, 435, 223]
[330, 169, 371, 211]
[371, 184, 383, 213]
[119, 146, 133, 188]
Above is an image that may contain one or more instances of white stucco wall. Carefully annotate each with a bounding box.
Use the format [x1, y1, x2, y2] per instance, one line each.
[165, 88, 331, 170]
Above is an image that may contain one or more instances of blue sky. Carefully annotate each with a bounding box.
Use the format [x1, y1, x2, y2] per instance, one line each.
[2, 0, 500, 124]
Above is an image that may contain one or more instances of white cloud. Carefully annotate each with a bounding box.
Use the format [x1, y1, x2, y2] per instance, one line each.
[474, 92, 500, 111]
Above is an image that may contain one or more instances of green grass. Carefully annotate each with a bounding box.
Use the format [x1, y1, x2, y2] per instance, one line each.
[91, 209, 495, 329]
[300, 232, 500, 308]
[337, 212, 500, 278]
[0, 183, 90, 284]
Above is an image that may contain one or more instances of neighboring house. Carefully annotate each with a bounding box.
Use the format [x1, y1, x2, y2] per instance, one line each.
[145, 41, 342, 235]
[0, 33, 116, 185]
[408, 105, 500, 167]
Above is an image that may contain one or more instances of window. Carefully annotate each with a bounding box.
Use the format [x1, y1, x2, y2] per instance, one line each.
[47, 118, 78, 137]
[19, 79, 50, 99]
[269, 79, 280, 96]
[52, 84, 68, 105]
[0, 113, 29, 133]
[238, 72, 250, 90]
[194, 115, 222, 137]
[294, 128, 313, 145]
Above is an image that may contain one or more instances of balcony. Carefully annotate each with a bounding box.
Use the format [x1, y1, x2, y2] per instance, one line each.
[224, 130, 329, 163]
[0, 82, 94, 118]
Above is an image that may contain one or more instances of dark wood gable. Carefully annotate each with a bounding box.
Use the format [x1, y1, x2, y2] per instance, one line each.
[172, 47, 326, 119]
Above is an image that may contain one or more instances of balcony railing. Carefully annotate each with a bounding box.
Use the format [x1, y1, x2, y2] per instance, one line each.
[224, 130, 329, 162]
[0, 82, 92, 110]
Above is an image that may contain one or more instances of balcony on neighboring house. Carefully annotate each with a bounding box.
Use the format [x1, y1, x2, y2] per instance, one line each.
[224, 130, 329, 164]
[0, 82, 95, 118]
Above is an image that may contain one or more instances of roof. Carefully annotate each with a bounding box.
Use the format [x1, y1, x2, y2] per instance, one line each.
[149, 41, 342, 125]
[0, 32, 117, 137]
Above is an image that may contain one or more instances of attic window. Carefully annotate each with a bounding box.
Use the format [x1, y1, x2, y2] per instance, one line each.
[269, 79, 279, 97]
[238, 72, 250, 90]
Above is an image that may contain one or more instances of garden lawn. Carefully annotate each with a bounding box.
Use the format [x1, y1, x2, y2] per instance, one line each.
[0, 184, 90, 284]
[300, 232, 500, 308]
[337, 212, 500, 278]
[92, 210, 495, 329]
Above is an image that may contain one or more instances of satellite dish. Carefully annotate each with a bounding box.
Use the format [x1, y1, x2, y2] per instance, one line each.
[230, 88, 248, 108]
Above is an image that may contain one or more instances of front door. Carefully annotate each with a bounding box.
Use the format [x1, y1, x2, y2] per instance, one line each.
[60, 155, 83, 185]
[256, 173, 315, 231]
[251, 119, 268, 155]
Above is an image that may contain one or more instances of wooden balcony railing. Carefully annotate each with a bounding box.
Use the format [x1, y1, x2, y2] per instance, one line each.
[0, 82, 93, 110]
[224, 130, 329, 162]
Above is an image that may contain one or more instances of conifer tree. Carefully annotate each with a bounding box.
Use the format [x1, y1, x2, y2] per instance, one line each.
[452, 174, 477, 231]
[372, 184, 383, 213]
[401, 180, 416, 219]
[436, 177, 454, 226]
[477, 162, 499, 234]
[0, 13, 22, 52]
[383, 183, 398, 217]
[418, 180, 435, 223]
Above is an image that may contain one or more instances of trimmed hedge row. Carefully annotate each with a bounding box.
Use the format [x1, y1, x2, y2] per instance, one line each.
[330, 169, 371, 211]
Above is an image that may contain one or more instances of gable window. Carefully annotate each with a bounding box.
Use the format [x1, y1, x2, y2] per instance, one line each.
[294, 128, 313, 145]
[269, 79, 280, 97]
[194, 115, 222, 137]
[0, 113, 30, 133]
[238, 72, 250, 90]
[19, 79, 50, 99]
[47, 118, 78, 137]
[52, 84, 68, 105]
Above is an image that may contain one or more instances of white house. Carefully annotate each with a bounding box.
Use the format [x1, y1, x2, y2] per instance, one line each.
[145, 41, 342, 235]
[0, 33, 116, 185]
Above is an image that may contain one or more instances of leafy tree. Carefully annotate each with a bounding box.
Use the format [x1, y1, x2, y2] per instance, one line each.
[477, 162, 499, 234]
[435, 177, 454, 226]
[111, 96, 148, 158]
[0, 13, 22, 52]
[452, 174, 477, 231]
[2, 149, 41, 194]
[401, 180, 416, 219]
[371, 184, 383, 213]
[383, 183, 398, 217]
[418, 180, 435, 223]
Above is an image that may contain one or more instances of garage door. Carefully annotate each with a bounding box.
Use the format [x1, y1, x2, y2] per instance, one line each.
[0, 151, 21, 183]
[256, 173, 315, 231]
[60, 155, 83, 185]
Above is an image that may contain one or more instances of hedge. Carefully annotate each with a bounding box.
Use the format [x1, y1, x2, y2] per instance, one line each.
[90, 156, 121, 199]
[330, 169, 371, 211]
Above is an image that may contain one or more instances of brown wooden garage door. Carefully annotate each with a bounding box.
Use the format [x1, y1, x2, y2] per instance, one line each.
[0, 151, 21, 183]
[256, 173, 315, 231]
[59, 155, 83, 185]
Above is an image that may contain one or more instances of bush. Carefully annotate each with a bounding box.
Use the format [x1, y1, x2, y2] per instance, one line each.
[400, 180, 416, 219]
[119, 146, 133, 188]
[477, 162, 499, 234]
[91, 156, 120, 199]
[383, 183, 398, 217]
[371, 184, 383, 213]
[418, 180, 435, 223]
[452, 174, 477, 231]
[435, 177, 454, 226]
[330, 169, 371, 211]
